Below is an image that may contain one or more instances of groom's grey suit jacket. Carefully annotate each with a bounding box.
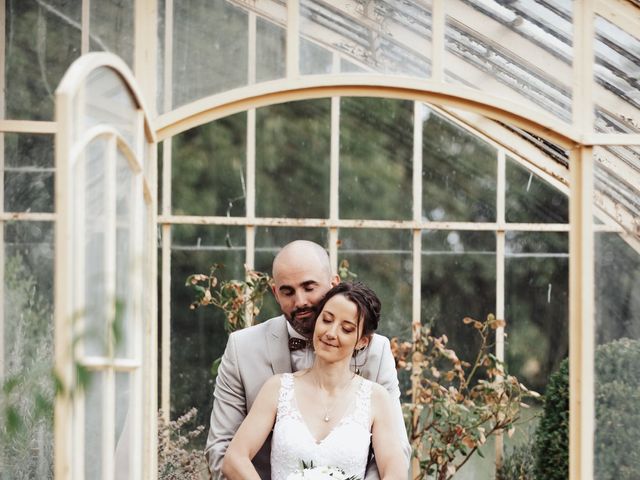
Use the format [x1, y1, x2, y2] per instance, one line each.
[204, 315, 410, 479]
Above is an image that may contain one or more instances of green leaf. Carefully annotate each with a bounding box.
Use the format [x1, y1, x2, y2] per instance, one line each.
[5, 405, 23, 435]
[211, 357, 222, 378]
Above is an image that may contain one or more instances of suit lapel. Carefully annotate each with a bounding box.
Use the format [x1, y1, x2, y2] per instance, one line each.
[267, 315, 292, 374]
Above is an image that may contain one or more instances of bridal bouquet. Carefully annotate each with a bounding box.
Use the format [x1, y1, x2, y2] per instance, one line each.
[286, 462, 360, 480]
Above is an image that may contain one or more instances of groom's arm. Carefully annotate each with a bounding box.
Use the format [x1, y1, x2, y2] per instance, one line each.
[364, 335, 411, 480]
[205, 333, 247, 479]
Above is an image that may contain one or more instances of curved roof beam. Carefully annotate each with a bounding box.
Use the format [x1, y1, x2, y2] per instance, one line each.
[156, 75, 579, 148]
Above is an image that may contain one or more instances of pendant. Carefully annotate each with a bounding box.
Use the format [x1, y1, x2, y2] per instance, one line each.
[323, 415, 330, 422]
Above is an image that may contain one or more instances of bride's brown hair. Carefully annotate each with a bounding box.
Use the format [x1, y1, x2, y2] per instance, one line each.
[313, 281, 381, 339]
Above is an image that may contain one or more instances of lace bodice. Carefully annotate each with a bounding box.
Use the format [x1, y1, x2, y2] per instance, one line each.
[270, 373, 372, 480]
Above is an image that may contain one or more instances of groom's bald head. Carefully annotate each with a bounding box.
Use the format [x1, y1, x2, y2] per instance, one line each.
[271, 240, 338, 337]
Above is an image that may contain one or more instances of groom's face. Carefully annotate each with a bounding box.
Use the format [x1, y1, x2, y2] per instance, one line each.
[272, 257, 335, 338]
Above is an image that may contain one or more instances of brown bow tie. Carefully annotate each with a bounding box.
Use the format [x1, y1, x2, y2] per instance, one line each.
[288, 337, 308, 351]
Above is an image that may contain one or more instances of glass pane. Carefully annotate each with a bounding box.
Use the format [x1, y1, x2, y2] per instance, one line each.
[594, 16, 640, 134]
[594, 141, 640, 479]
[172, 112, 247, 216]
[172, 0, 248, 109]
[422, 108, 496, 222]
[337, 229, 412, 341]
[115, 152, 134, 359]
[300, 0, 431, 77]
[90, 0, 134, 68]
[505, 156, 568, 223]
[254, 227, 328, 321]
[505, 232, 568, 394]
[170, 225, 246, 445]
[157, 0, 166, 114]
[82, 139, 108, 357]
[594, 232, 640, 479]
[114, 372, 132, 479]
[73, 67, 139, 148]
[5, 0, 81, 120]
[421, 230, 496, 354]
[85, 371, 104, 480]
[301, 38, 333, 75]
[256, 18, 286, 83]
[445, 1, 573, 122]
[256, 100, 331, 218]
[340, 98, 413, 220]
[4, 132, 55, 213]
[2, 221, 54, 479]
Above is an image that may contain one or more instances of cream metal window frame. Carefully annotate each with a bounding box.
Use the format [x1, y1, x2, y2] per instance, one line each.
[154, 3, 638, 480]
[53, 52, 157, 480]
[0, 0, 637, 479]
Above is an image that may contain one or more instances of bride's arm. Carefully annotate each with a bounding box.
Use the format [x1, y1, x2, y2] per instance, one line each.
[222, 375, 280, 480]
[371, 384, 409, 480]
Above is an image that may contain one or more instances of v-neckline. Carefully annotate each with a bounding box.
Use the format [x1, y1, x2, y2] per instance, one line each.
[292, 375, 362, 445]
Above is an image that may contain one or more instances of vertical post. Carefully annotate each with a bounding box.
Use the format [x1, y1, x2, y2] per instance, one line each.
[329, 91, 340, 270]
[160, 0, 173, 423]
[134, 0, 158, 117]
[82, 0, 90, 55]
[569, 146, 595, 480]
[571, 2, 595, 479]
[246, 107, 256, 323]
[286, 0, 300, 79]
[410, 102, 424, 477]
[495, 149, 506, 471]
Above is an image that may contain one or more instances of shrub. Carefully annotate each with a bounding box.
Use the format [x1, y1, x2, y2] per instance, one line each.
[497, 428, 536, 480]
[534, 338, 640, 480]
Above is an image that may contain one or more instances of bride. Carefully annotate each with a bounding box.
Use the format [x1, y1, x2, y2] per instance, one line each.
[222, 282, 408, 480]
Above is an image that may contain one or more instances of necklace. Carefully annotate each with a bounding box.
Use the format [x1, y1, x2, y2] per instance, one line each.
[316, 372, 356, 422]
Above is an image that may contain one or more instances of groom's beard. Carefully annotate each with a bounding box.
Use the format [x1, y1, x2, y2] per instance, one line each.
[287, 307, 316, 338]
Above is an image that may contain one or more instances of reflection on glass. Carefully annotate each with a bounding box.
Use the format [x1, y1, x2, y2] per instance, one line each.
[83, 139, 108, 357]
[300, 0, 431, 77]
[254, 227, 328, 321]
[337, 229, 412, 340]
[90, 0, 135, 67]
[85, 371, 104, 479]
[256, 100, 331, 218]
[505, 232, 568, 394]
[594, 16, 640, 134]
[422, 108, 496, 222]
[256, 18, 286, 83]
[114, 372, 132, 479]
[115, 153, 134, 359]
[340, 98, 413, 220]
[594, 232, 640, 478]
[4, 171, 54, 213]
[506, 157, 568, 223]
[421, 230, 496, 356]
[172, 112, 247, 216]
[3, 221, 54, 478]
[301, 38, 333, 75]
[170, 225, 246, 445]
[172, 0, 248, 108]
[5, 1, 81, 120]
[75, 67, 139, 148]
[444, 2, 573, 121]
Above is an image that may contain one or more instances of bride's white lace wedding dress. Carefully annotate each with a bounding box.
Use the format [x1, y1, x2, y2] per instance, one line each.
[270, 373, 373, 480]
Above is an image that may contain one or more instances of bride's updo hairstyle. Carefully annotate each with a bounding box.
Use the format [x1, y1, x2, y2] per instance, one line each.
[313, 281, 381, 339]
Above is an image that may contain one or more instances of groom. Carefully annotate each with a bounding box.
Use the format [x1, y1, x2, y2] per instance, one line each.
[204, 240, 410, 479]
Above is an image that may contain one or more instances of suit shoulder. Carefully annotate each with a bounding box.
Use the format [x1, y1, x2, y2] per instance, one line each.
[229, 316, 282, 343]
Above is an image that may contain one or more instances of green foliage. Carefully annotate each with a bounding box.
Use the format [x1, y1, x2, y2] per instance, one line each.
[534, 338, 640, 480]
[1, 253, 54, 478]
[533, 358, 569, 480]
[497, 428, 537, 480]
[394, 314, 539, 480]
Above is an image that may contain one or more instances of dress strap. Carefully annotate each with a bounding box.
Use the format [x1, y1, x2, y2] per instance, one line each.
[352, 377, 373, 428]
[276, 373, 298, 420]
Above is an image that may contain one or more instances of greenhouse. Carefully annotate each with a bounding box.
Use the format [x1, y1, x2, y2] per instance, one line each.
[1, 0, 639, 479]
